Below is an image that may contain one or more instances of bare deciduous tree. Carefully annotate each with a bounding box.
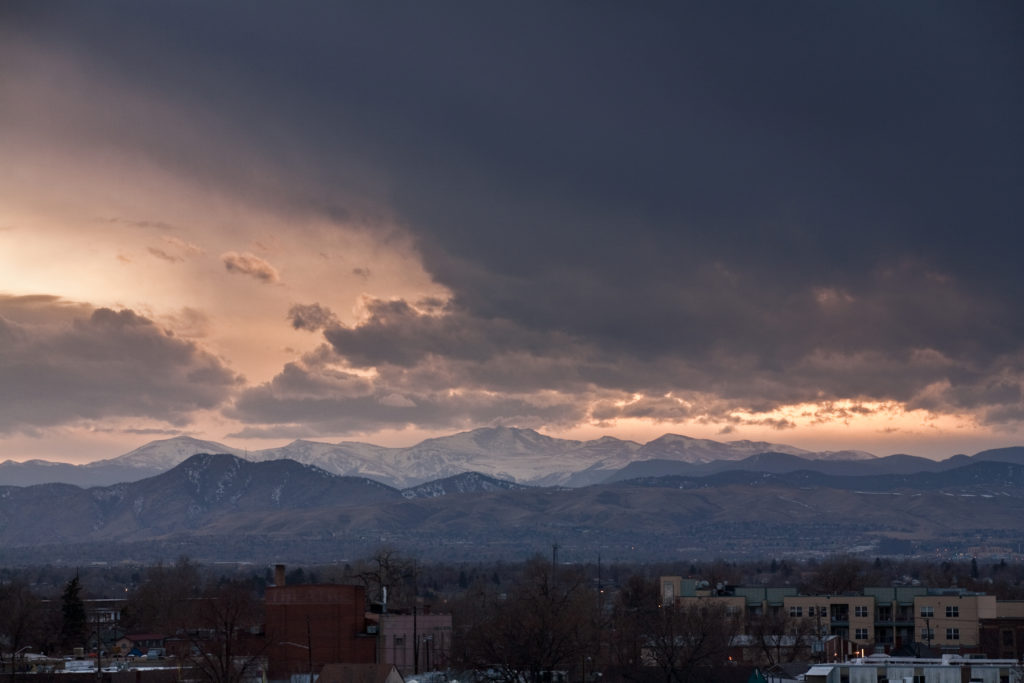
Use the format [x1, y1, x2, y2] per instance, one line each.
[462, 556, 598, 683]
[0, 580, 42, 672]
[746, 609, 815, 667]
[643, 602, 735, 683]
[355, 547, 419, 609]
[122, 556, 202, 633]
[607, 575, 660, 671]
[185, 579, 268, 683]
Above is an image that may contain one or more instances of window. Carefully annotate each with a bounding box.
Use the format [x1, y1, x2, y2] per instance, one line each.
[855, 628, 868, 640]
[789, 606, 802, 617]
[946, 628, 959, 641]
[945, 605, 959, 617]
[1003, 629, 1014, 647]
[921, 628, 934, 640]
[807, 607, 815, 617]
[855, 605, 868, 618]
[920, 606, 934, 618]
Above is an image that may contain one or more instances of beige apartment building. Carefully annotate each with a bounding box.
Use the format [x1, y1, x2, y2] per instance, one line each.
[914, 590, 996, 650]
[661, 577, 999, 653]
[782, 594, 877, 649]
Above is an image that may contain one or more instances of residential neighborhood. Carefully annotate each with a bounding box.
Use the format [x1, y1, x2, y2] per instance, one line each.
[2, 557, 1023, 683]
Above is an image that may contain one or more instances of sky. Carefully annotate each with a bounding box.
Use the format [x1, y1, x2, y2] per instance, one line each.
[1, 2, 1023, 464]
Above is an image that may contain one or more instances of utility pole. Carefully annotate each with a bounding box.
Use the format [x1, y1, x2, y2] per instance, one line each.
[93, 609, 102, 683]
[891, 594, 897, 654]
[306, 615, 313, 683]
[412, 606, 419, 675]
[815, 608, 823, 662]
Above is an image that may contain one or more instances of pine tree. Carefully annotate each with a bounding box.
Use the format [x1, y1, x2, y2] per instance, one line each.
[60, 574, 87, 649]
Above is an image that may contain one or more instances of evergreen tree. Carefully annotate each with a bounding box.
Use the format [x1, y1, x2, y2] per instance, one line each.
[60, 574, 87, 649]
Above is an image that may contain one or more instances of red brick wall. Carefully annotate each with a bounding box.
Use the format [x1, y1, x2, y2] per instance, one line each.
[265, 585, 376, 679]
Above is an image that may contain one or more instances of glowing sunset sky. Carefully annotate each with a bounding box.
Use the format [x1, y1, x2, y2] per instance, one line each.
[2, 2, 1022, 463]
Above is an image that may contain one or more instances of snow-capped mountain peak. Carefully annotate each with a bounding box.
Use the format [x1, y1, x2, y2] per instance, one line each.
[84, 435, 242, 470]
[16, 427, 890, 489]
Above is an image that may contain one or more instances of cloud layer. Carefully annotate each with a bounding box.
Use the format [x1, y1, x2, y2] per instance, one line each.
[2, 2, 1023, 453]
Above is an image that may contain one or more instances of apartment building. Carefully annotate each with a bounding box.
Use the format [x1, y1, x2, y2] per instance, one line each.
[914, 589, 996, 651]
[662, 577, 798, 620]
[660, 577, 1002, 655]
[782, 594, 876, 647]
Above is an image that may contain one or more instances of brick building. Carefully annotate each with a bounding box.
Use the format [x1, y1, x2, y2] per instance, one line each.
[980, 600, 1024, 661]
[264, 583, 376, 680]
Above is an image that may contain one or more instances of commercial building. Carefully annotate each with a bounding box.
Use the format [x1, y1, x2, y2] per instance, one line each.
[370, 610, 453, 676]
[802, 654, 1022, 683]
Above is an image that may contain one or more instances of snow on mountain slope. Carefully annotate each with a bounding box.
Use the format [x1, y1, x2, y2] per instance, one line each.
[247, 439, 399, 485]
[239, 428, 643, 488]
[636, 434, 813, 463]
[85, 436, 242, 470]
[14, 427, 882, 490]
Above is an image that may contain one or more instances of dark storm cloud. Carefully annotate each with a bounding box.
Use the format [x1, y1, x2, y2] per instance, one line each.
[225, 354, 585, 437]
[288, 303, 339, 332]
[8, 2, 1024, 431]
[0, 298, 241, 433]
[322, 298, 578, 368]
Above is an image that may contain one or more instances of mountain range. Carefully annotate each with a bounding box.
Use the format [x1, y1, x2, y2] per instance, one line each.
[0, 434, 1022, 565]
[2, 426, 1005, 490]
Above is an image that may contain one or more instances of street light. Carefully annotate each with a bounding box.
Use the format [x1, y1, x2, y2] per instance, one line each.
[12, 647, 31, 679]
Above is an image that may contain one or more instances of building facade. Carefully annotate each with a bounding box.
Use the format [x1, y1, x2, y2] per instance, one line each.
[372, 611, 453, 675]
[661, 577, 1005, 656]
[803, 654, 1022, 683]
[913, 590, 996, 651]
[980, 601, 1024, 661]
[264, 584, 377, 680]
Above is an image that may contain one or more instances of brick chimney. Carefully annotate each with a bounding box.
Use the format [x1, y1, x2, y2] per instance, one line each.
[275, 564, 286, 586]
